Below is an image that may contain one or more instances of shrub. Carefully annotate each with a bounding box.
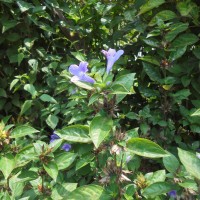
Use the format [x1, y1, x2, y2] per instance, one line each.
[0, 0, 200, 199]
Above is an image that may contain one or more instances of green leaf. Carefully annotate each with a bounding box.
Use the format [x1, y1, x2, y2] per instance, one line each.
[139, 85, 160, 97]
[55, 152, 77, 170]
[110, 84, 131, 94]
[143, 38, 159, 48]
[40, 94, 57, 103]
[67, 184, 110, 200]
[142, 182, 174, 198]
[10, 79, 19, 91]
[193, 47, 200, 59]
[169, 46, 187, 61]
[43, 161, 58, 182]
[0, 0, 14, 3]
[28, 59, 38, 71]
[32, 6, 46, 13]
[139, 56, 160, 66]
[56, 125, 92, 143]
[14, 170, 38, 183]
[76, 154, 94, 171]
[9, 171, 37, 197]
[2, 20, 18, 33]
[190, 125, 200, 134]
[165, 23, 189, 42]
[38, 22, 56, 33]
[15, 145, 37, 167]
[0, 88, 7, 97]
[71, 52, 86, 61]
[18, 52, 24, 66]
[191, 108, 200, 116]
[176, 1, 194, 17]
[72, 80, 94, 90]
[20, 100, 32, 115]
[149, 10, 177, 26]
[10, 125, 39, 138]
[46, 115, 59, 129]
[17, 0, 34, 12]
[49, 139, 63, 152]
[6, 33, 20, 42]
[171, 33, 199, 48]
[178, 180, 198, 191]
[51, 183, 77, 200]
[178, 148, 200, 180]
[89, 116, 113, 148]
[124, 10, 137, 21]
[127, 138, 168, 158]
[68, 113, 87, 125]
[24, 38, 35, 49]
[170, 89, 191, 103]
[112, 73, 135, 92]
[111, 73, 135, 102]
[145, 170, 166, 186]
[88, 93, 100, 105]
[143, 62, 161, 82]
[9, 175, 24, 197]
[24, 84, 38, 98]
[163, 153, 180, 173]
[140, 123, 149, 135]
[0, 154, 15, 179]
[138, 0, 165, 15]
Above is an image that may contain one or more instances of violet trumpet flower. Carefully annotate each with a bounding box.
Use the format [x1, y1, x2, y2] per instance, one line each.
[69, 61, 95, 84]
[101, 48, 124, 74]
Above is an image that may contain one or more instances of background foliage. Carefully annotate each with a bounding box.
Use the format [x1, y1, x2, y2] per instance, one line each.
[0, 0, 200, 199]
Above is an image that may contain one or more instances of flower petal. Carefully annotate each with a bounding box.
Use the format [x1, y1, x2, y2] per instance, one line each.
[101, 50, 108, 57]
[114, 50, 124, 62]
[79, 61, 88, 73]
[51, 133, 60, 140]
[50, 133, 60, 143]
[106, 57, 115, 74]
[71, 76, 80, 82]
[80, 74, 95, 83]
[168, 190, 177, 198]
[107, 48, 116, 57]
[69, 64, 81, 76]
[62, 143, 72, 152]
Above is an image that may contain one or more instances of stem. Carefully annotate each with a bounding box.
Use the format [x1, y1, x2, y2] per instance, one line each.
[41, 174, 44, 193]
[115, 153, 124, 200]
[6, 177, 9, 191]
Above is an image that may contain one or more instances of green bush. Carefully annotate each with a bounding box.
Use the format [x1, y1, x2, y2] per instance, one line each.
[0, 0, 200, 199]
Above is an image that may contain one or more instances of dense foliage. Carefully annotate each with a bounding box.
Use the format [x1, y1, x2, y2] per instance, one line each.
[0, 0, 200, 199]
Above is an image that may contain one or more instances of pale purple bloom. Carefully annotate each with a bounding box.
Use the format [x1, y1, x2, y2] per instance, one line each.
[50, 133, 71, 152]
[50, 133, 60, 143]
[69, 61, 95, 84]
[62, 143, 72, 152]
[126, 155, 132, 163]
[101, 48, 124, 74]
[106, 81, 111, 86]
[168, 190, 177, 198]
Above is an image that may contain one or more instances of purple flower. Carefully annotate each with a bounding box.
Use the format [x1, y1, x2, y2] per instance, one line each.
[168, 190, 177, 198]
[126, 155, 132, 163]
[69, 61, 95, 84]
[61, 143, 72, 152]
[50, 133, 72, 152]
[106, 81, 111, 86]
[101, 48, 124, 74]
[50, 133, 60, 143]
